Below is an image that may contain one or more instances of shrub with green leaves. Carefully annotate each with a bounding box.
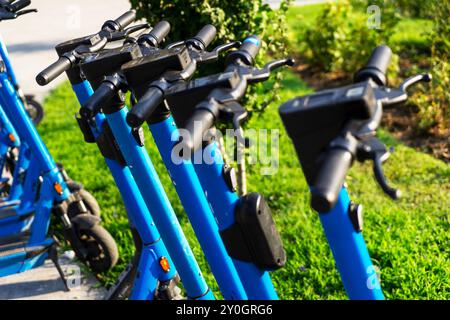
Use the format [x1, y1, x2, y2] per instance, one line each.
[129, 0, 291, 113]
[411, 1, 449, 131]
[302, 0, 399, 75]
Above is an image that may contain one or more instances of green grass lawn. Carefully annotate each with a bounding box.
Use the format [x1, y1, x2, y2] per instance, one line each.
[287, 4, 433, 56]
[38, 69, 449, 299]
[35, 3, 448, 300]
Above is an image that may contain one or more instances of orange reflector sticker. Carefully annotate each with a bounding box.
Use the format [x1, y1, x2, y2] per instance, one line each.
[159, 256, 170, 272]
[8, 133, 15, 142]
[54, 182, 63, 195]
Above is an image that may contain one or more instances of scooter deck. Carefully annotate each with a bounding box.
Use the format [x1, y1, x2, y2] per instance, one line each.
[0, 204, 35, 236]
[0, 200, 21, 210]
[0, 230, 30, 247]
[0, 237, 53, 277]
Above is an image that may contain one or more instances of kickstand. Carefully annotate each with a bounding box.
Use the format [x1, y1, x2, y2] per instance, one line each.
[49, 245, 70, 292]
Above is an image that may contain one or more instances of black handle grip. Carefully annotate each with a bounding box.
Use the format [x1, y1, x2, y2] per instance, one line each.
[36, 55, 73, 86]
[114, 10, 136, 30]
[310, 148, 354, 213]
[126, 87, 164, 128]
[10, 0, 30, 12]
[80, 82, 117, 119]
[192, 24, 217, 49]
[225, 35, 262, 66]
[149, 20, 170, 44]
[354, 45, 392, 86]
[178, 108, 216, 159]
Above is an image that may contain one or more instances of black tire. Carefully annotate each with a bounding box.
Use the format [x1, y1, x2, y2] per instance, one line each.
[76, 224, 119, 273]
[66, 182, 101, 218]
[25, 96, 44, 125]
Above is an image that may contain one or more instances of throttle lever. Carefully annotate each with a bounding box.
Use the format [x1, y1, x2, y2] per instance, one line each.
[249, 58, 295, 83]
[220, 101, 248, 128]
[357, 137, 401, 200]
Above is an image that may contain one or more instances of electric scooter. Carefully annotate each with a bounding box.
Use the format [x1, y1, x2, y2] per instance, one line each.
[0, 0, 43, 124]
[37, 12, 211, 300]
[120, 36, 290, 300]
[279, 45, 431, 299]
[80, 25, 250, 300]
[0, 0, 118, 281]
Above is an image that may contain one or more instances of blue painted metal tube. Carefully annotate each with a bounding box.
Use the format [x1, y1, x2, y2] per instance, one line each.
[0, 142, 8, 175]
[103, 109, 214, 300]
[0, 105, 20, 147]
[0, 35, 19, 87]
[28, 175, 55, 244]
[0, 74, 67, 198]
[17, 153, 40, 210]
[319, 187, 384, 300]
[149, 115, 248, 300]
[71, 82, 179, 296]
[1, 109, 30, 201]
[8, 143, 31, 201]
[193, 143, 278, 299]
[0, 105, 20, 188]
[130, 247, 162, 300]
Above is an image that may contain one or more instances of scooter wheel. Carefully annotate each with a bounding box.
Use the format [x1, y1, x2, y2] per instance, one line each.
[66, 182, 101, 218]
[76, 224, 119, 273]
[25, 95, 44, 125]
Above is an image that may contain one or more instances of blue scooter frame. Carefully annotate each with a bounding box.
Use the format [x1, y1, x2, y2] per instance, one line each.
[38, 11, 214, 299]
[318, 188, 384, 299]
[74, 22, 247, 299]
[71, 80, 211, 300]
[0, 61, 70, 276]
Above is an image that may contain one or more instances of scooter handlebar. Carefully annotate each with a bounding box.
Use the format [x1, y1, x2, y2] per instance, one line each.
[114, 10, 136, 30]
[148, 20, 170, 45]
[354, 45, 392, 86]
[10, 0, 30, 12]
[225, 35, 262, 66]
[126, 87, 164, 128]
[310, 147, 354, 213]
[80, 81, 117, 119]
[36, 55, 73, 86]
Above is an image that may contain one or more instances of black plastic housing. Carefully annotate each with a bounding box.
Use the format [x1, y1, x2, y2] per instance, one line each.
[279, 80, 377, 184]
[80, 44, 142, 82]
[220, 193, 286, 270]
[121, 46, 191, 90]
[165, 71, 240, 127]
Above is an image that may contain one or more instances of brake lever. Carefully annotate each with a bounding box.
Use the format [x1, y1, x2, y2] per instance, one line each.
[197, 41, 242, 64]
[373, 154, 401, 200]
[15, 8, 36, 16]
[166, 40, 185, 50]
[378, 73, 432, 107]
[357, 137, 401, 200]
[75, 36, 108, 55]
[400, 73, 432, 92]
[249, 58, 295, 83]
[108, 23, 150, 42]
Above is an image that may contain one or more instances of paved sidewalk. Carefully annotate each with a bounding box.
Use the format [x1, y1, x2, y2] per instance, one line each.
[0, 253, 107, 300]
[0, 0, 131, 101]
